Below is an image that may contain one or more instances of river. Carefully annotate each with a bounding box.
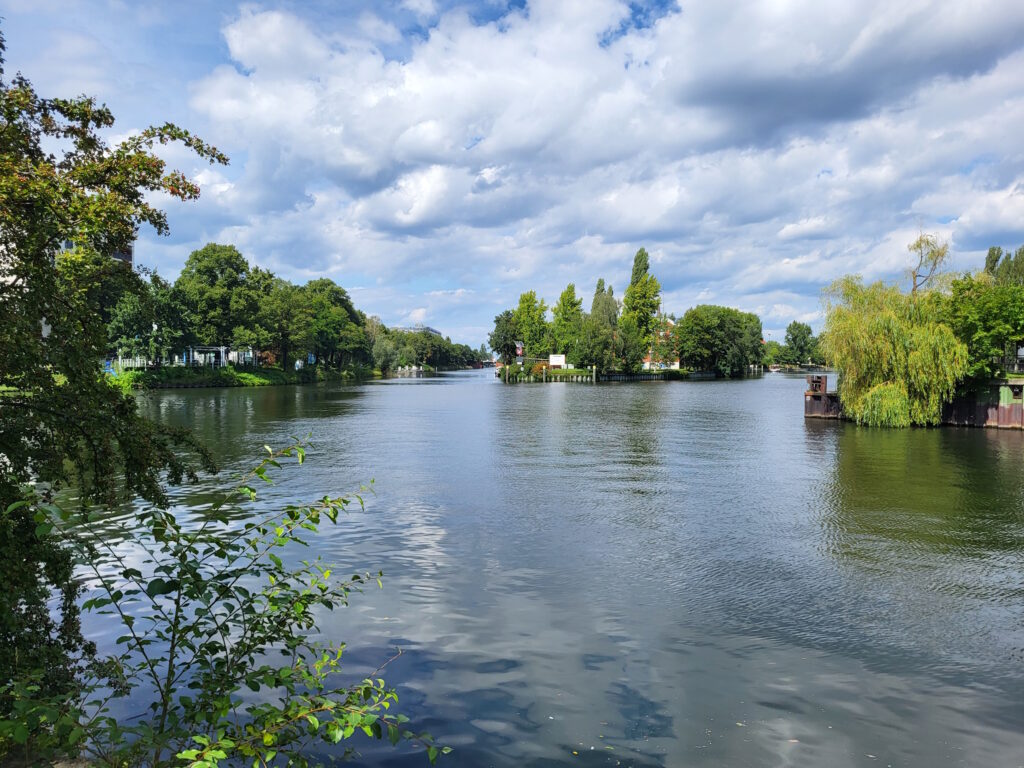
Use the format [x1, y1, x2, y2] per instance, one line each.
[128, 370, 1024, 767]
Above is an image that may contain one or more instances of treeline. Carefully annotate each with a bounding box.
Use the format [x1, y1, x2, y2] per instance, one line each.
[821, 235, 1024, 427]
[488, 248, 765, 377]
[98, 243, 488, 373]
[763, 321, 824, 366]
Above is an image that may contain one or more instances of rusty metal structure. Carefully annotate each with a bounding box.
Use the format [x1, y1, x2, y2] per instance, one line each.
[804, 374, 842, 419]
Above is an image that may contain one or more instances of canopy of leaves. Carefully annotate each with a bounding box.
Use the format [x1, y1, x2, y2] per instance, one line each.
[622, 248, 661, 347]
[819, 276, 968, 427]
[552, 283, 584, 361]
[590, 279, 619, 329]
[512, 290, 550, 359]
[983, 245, 1024, 286]
[675, 305, 763, 377]
[0, 31, 223, 736]
[943, 273, 1024, 381]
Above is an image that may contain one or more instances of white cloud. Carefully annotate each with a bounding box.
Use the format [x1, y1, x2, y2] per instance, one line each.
[17, 0, 1020, 342]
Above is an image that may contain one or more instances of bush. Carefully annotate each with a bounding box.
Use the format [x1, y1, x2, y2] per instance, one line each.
[530, 362, 549, 376]
[2, 441, 447, 767]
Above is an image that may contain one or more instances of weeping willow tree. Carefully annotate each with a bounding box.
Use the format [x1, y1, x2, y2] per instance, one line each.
[819, 276, 968, 427]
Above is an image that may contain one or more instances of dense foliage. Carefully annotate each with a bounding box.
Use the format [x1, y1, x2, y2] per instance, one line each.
[488, 249, 765, 375]
[943, 272, 1024, 382]
[674, 305, 764, 377]
[819, 276, 968, 427]
[106, 244, 486, 374]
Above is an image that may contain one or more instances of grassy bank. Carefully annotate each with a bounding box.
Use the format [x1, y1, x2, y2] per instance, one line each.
[112, 364, 375, 392]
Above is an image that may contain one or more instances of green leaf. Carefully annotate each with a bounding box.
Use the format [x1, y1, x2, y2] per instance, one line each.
[145, 577, 179, 598]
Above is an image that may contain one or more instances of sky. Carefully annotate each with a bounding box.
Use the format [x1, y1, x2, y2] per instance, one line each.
[3, 0, 1024, 346]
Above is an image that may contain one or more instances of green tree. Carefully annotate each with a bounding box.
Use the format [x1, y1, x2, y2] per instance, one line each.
[675, 305, 763, 377]
[512, 290, 549, 359]
[616, 313, 646, 373]
[984, 244, 1024, 286]
[630, 247, 650, 286]
[304, 278, 361, 368]
[575, 314, 614, 372]
[0, 32, 223, 747]
[488, 310, 519, 364]
[622, 248, 661, 349]
[784, 321, 814, 364]
[260, 278, 312, 370]
[908, 232, 950, 293]
[590, 279, 619, 329]
[819, 276, 968, 427]
[944, 273, 1024, 380]
[551, 283, 584, 361]
[174, 243, 255, 346]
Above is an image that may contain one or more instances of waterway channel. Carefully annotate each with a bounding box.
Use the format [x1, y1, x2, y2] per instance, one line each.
[126, 370, 1024, 767]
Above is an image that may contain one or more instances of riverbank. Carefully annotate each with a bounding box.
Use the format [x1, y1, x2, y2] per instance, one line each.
[112, 364, 377, 391]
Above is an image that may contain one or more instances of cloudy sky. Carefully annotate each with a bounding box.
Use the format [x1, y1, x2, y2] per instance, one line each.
[3, 0, 1024, 345]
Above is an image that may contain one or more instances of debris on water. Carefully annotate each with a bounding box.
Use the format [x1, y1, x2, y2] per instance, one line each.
[788, 739, 800, 743]
[736, 722, 745, 727]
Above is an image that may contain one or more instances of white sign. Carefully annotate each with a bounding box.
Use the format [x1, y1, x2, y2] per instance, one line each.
[549, 354, 567, 369]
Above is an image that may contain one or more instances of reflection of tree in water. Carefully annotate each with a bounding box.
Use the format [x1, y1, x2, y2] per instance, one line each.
[822, 424, 1024, 561]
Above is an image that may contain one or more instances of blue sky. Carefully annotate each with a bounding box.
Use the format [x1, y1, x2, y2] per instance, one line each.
[3, 0, 1024, 346]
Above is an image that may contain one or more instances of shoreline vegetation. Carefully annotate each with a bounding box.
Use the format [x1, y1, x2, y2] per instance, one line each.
[488, 247, 823, 379]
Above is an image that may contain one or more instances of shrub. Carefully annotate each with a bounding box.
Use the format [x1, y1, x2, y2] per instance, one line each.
[2, 441, 446, 767]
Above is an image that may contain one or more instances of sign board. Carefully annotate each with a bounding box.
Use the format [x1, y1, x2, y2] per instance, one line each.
[549, 354, 566, 369]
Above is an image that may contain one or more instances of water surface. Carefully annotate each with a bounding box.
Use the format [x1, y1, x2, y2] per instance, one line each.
[130, 371, 1024, 767]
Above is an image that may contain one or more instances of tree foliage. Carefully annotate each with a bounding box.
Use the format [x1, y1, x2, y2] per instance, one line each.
[943, 273, 1024, 381]
[982, 245, 1024, 286]
[819, 276, 968, 427]
[908, 233, 950, 294]
[551, 283, 583, 362]
[512, 290, 550, 359]
[675, 305, 763, 377]
[590, 279, 618, 330]
[0, 31, 222, 747]
[622, 248, 661, 349]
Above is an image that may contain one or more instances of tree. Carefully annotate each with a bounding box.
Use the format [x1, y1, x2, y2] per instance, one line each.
[944, 273, 1024, 381]
[260, 278, 312, 369]
[784, 321, 814, 364]
[551, 283, 584, 361]
[304, 278, 361, 367]
[512, 290, 549, 359]
[908, 232, 950, 293]
[675, 305, 763, 377]
[622, 248, 661, 349]
[0, 32, 223, 746]
[488, 310, 519, 364]
[575, 313, 615, 372]
[630, 247, 650, 287]
[174, 243, 255, 346]
[590, 279, 619, 329]
[983, 244, 1024, 286]
[616, 313, 646, 373]
[819, 276, 967, 427]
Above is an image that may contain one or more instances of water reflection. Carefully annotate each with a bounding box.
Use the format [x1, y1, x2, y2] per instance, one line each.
[114, 372, 1024, 766]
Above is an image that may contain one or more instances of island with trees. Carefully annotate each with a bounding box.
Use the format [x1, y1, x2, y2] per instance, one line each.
[488, 248, 769, 380]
